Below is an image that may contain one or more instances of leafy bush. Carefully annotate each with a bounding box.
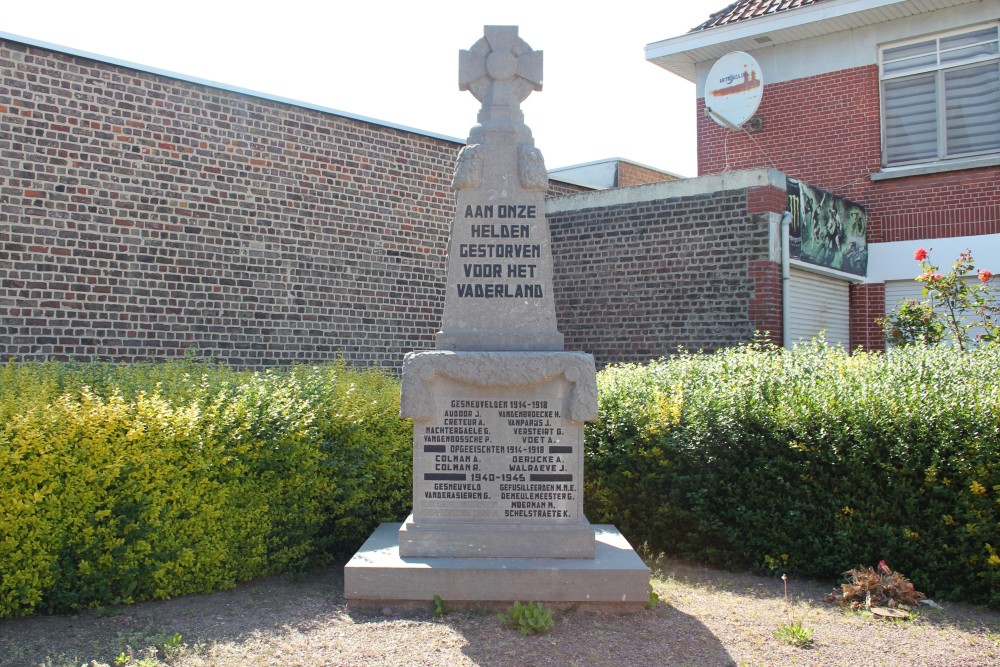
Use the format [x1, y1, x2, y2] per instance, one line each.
[0, 358, 411, 619]
[880, 299, 945, 347]
[498, 600, 554, 635]
[585, 340, 1000, 608]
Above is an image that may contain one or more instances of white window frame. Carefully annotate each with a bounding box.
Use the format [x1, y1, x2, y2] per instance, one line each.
[879, 22, 1000, 168]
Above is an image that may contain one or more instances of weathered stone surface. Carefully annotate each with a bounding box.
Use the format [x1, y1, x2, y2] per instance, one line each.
[399, 350, 596, 558]
[400, 350, 597, 422]
[439, 26, 561, 352]
[459, 26, 542, 127]
[398, 514, 596, 559]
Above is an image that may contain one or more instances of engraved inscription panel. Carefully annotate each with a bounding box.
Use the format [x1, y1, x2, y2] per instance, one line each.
[412, 376, 583, 524]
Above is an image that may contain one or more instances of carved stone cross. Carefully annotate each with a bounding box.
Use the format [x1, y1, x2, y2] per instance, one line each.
[459, 26, 543, 123]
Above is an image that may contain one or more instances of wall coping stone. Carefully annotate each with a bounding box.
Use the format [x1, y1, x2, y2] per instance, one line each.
[546, 168, 786, 214]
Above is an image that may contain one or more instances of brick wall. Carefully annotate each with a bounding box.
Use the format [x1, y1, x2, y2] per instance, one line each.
[748, 260, 782, 344]
[696, 65, 1000, 244]
[850, 282, 885, 351]
[547, 179, 593, 198]
[617, 161, 679, 187]
[0, 38, 458, 368]
[0, 37, 787, 371]
[548, 181, 778, 366]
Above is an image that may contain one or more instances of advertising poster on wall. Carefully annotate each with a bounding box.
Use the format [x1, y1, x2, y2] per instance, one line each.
[786, 178, 868, 276]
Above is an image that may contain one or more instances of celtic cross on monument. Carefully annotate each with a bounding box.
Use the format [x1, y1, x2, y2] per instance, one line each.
[459, 26, 542, 124]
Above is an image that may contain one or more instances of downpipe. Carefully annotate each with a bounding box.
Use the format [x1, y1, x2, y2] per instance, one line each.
[781, 211, 792, 349]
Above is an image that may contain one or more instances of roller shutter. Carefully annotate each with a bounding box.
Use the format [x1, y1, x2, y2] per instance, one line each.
[787, 267, 851, 347]
[884, 279, 923, 312]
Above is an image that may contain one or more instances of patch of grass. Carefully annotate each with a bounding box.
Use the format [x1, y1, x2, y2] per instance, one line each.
[646, 587, 660, 609]
[774, 619, 815, 647]
[432, 595, 451, 617]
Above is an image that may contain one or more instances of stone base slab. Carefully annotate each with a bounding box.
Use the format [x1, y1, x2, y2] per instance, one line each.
[398, 514, 595, 558]
[345, 522, 650, 613]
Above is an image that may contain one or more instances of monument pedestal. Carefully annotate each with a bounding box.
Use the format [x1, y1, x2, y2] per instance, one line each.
[345, 522, 649, 613]
[344, 349, 650, 610]
[395, 350, 597, 559]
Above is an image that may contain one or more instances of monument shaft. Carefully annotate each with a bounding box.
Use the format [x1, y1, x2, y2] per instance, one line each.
[438, 25, 561, 352]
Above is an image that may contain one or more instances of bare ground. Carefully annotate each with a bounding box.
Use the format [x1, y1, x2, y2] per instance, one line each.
[2, 557, 999, 667]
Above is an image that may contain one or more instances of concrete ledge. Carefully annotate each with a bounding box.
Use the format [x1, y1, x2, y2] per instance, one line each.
[345, 523, 649, 613]
[399, 514, 596, 558]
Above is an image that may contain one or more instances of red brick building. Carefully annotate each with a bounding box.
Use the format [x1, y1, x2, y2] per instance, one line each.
[647, 0, 1000, 349]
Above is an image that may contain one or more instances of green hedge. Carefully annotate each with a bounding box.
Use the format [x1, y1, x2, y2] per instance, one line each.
[5, 344, 998, 618]
[0, 359, 411, 619]
[585, 341, 1000, 608]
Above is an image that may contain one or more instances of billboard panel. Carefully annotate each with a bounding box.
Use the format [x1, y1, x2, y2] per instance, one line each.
[786, 178, 867, 276]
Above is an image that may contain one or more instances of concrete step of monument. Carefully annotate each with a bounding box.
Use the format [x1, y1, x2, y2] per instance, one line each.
[345, 522, 650, 614]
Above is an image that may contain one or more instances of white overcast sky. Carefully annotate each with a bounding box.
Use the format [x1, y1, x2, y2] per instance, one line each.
[2, 1, 729, 177]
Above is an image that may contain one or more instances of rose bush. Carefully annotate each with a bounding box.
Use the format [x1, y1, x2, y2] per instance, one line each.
[881, 248, 998, 350]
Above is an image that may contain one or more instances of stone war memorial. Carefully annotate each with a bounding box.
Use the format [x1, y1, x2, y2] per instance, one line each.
[345, 26, 649, 611]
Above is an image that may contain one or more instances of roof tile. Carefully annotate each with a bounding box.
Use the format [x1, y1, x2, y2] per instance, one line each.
[691, 0, 833, 31]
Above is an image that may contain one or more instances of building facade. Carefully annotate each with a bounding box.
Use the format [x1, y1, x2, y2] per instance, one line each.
[647, 0, 1000, 349]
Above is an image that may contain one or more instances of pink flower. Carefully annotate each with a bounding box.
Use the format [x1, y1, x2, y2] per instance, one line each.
[914, 248, 928, 261]
[932, 273, 943, 281]
[878, 560, 892, 575]
[981, 269, 992, 283]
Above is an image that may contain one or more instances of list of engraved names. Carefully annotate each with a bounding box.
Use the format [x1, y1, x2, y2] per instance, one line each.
[418, 394, 579, 520]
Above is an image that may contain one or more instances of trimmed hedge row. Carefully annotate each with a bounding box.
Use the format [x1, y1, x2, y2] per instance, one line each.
[0, 359, 411, 619]
[3, 343, 997, 618]
[585, 341, 1000, 608]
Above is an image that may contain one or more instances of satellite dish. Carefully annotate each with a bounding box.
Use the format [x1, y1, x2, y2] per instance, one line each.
[705, 51, 764, 129]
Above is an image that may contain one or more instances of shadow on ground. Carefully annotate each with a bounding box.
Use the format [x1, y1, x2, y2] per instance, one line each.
[451, 604, 736, 667]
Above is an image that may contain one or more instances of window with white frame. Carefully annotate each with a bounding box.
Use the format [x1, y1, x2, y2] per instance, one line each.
[880, 24, 1000, 167]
